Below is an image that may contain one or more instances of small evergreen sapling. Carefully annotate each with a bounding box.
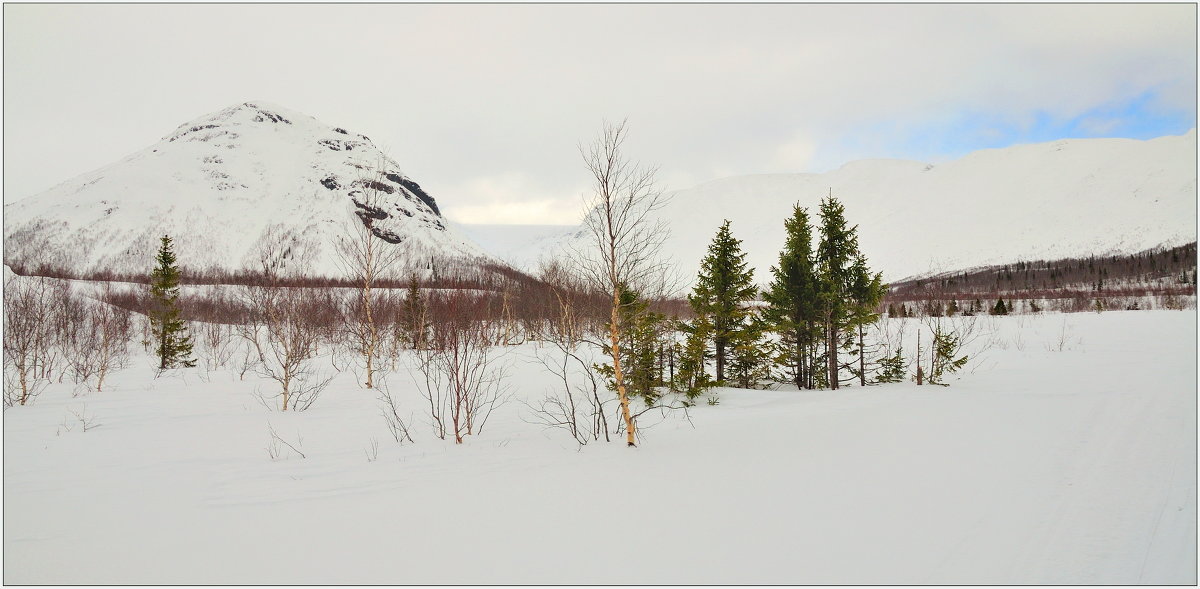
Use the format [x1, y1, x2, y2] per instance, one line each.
[876, 345, 906, 383]
[148, 235, 195, 370]
[597, 285, 667, 406]
[727, 314, 770, 389]
[673, 314, 714, 401]
[927, 325, 968, 386]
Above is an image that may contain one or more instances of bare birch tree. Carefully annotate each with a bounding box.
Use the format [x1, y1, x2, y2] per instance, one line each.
[238, 284, 331, 411]
[335, 163, 406, 389]
[572, 119, 673, 447]
[3, 275, 56, 406]
[238, 237, 331, 411]
[65, 289, 133, 393]
[413, 291, 508, 444]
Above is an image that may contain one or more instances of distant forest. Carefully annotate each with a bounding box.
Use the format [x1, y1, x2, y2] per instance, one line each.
[885, 242, 1197, 314]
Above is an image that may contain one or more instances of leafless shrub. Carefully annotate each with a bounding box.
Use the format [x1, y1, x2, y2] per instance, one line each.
[365, 437, 379, 462]
[232, 337, 261, 381]
[377, 377, 415, 444]
[414, 291, 509, 444]
[237, 284, 332, 412]
[266, 422, 306, 460]
[526, 276, 611, 446]
[197, 320, 239, 373]
[234, 237, 334, 411]
[65, 290, 133, 393]
[1046, 316, 1079, 352]
[57, 404, 101, 434]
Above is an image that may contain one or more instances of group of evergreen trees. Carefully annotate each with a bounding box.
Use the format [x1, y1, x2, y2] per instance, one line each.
[601, 194, 887, 403]
[886, 296, 1019, 318]
[688, 195, 886, 393]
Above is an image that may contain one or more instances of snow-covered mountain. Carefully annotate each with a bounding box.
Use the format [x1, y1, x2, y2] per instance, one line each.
[487, 131, 1196, 283]
[4, 101, 491, 278]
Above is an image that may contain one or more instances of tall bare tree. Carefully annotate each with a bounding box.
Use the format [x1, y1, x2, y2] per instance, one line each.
[335, 162, 406, 389]
[238, 237, 331, 411]
[573, 119, 673, 447]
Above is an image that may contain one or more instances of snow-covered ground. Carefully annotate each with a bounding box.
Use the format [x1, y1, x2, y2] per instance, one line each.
[3, 310, 1195, 584]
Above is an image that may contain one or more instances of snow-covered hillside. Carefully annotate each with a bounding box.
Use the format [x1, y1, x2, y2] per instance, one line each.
[3, 101, 491, 278]
[496, 131, 1196, 283]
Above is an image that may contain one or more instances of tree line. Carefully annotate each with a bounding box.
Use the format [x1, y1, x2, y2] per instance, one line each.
[886, 241, 1197, 315]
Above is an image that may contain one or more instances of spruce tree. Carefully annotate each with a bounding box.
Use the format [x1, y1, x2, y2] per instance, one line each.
[149, 235, 195, 370]
[763, 204, 819, 389]
[991, 298, 1008, 316]
[846, 252, 886, 386]
[690, 220, 758, 384]
[815, 195, 858, 390]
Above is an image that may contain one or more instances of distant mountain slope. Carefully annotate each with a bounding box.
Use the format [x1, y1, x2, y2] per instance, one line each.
[3, 101, 491, 278]
[449, 222, 576, 270]
[885, 241, 1197, 314]
[528, 131, 1196, 285]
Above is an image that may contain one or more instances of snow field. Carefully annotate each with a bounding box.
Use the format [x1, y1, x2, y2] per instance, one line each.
[3, 310, 1195, 584]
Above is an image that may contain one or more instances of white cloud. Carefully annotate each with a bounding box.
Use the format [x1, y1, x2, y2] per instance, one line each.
[770, 135, 818, 174]
[3, 4, 1194, 222]
[439, 173, 587, 225]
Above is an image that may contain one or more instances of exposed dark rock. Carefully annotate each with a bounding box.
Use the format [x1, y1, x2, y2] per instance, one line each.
[370, 227, 404, 244]
[245, 103, 291, 124]
[358, 179, 395, 194]
[169, 124, 219, 142]
[393, 178, 441, 216]
[318, 139, 363, 151]
[334, 127, 348, 134]
[352, 199, 388, 221]
[321, 177, 340, 190]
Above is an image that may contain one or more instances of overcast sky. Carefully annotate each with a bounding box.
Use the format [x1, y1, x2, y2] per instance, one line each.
[4, 3, 1195, 224]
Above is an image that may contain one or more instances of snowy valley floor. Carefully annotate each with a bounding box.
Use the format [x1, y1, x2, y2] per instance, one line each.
[3, 311, 1196, 584]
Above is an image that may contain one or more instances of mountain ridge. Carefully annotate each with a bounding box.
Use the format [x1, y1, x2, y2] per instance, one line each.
[3, 101, 492, 279]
